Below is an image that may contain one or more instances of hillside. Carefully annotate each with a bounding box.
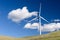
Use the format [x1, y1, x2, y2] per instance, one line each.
[0, 31, 60, 40]
[0, 36, 15, 40]
[16, 31, 60, 40]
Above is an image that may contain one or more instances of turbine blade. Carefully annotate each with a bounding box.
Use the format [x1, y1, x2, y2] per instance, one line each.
[40, 16, 49, 23]
[28, 17, 38, 22]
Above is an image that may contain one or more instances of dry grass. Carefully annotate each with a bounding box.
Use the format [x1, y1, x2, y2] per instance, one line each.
[0, 31, 60, 40]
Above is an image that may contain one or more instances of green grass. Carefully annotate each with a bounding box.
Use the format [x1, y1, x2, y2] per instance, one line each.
[0, 31, 60, 40]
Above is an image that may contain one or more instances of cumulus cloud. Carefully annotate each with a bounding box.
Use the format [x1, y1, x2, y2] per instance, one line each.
[24, 23, 39, 29]
[53, 19, 60, 22]
[24, 22, 60, 32]
[42, 23, 56, 32]
[8, 7, 38, 23]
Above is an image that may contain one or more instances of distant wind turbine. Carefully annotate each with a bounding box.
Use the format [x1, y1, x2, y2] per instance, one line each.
[28, 3, 49, 35]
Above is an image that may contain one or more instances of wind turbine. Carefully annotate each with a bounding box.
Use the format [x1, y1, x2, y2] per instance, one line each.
[27, 3, 49, 35]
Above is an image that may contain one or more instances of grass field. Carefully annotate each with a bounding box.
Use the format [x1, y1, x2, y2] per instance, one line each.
[0, 31, 60, 40]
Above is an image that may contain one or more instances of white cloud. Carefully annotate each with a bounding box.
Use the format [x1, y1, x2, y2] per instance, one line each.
[24, 22, 60, 32]
[8, 6, 38, 23]
[24, 23, 31, 29]
[24, 23, 39, 29]
[42, 23, 56, 32]
[53, 19, 60, 22]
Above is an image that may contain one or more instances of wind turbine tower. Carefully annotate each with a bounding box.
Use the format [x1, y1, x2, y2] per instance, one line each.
[39, 3, 42, 35]
[39, 3, 49, 35]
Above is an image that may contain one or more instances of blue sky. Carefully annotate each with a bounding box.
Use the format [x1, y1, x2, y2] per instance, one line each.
[0, 0, 60, 38]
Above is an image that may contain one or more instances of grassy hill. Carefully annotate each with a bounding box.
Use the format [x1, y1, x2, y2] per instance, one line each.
[0, 36, 15, 40]
[0, 31, 60, 40]
[17, 31, 60, 40]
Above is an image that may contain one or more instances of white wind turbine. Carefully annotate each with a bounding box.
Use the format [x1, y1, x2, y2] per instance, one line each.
[27, 3, 49, 35]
